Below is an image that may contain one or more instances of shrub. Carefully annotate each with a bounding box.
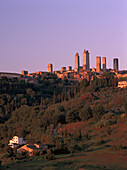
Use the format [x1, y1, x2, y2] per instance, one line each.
[101, 112, 115, 121]
[0, 143, 5, 148]
[66, 108, 79, 123]
[45, 149, 55, 160]
[96, 120, 105, 129]
[93, 105, 105, 121]
[33, 150, 41, 156]
[120, 114, 126, 122]
[95, 139, 105, 146]
[6, 146, 14, 157]
[111, 144, 123, 151]
[21, 151, 27, 157]
[124, 103, 127, 115]
[67, 143, 81, 154]
[96, 119, 116, 129]
[106, 126, 112, 135]
[79, 106, 93, 121]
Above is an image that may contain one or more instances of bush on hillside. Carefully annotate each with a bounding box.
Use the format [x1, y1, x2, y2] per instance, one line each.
[95, 138, 105, 146]
[101, 112, 115, 121]
[96, 119, 116, 129]
[106, 126, 112, 135]
[124, 102, 127, 116]
[6, 146, 14, 157]
[79, 106, 93, 121]
[67, 143, 81, 154]
[45, 149, 55, 160]
[93, 105, 105, 121]
[66, 108, 80, 123]
[111, 144, 124, 151]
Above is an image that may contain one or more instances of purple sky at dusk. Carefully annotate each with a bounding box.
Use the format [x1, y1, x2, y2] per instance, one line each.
[0, 0, 127, 73]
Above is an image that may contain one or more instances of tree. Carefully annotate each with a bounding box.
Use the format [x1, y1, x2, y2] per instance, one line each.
[53, 92, 56, 104]
[67, 88, 71, 101]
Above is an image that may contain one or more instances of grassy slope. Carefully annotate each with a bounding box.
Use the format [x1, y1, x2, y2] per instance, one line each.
[1, 120, 127, 170]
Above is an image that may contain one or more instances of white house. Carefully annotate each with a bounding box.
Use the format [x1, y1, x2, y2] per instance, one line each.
[8, 136, 26, 148]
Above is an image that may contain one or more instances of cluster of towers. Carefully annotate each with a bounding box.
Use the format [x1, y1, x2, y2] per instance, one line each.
[75, 50, 90, 71]
[75, 50, 107, 73]
[47, 49, 119, 75]
[96, 56, 106, 73]
[74, 49, 119, 73]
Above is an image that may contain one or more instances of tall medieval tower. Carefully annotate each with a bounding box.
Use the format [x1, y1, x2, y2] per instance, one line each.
[113, 58, 119, 70]
[102, 57, 106, 72]
[83, 50, 89, 71]
[75, 53, 80, 70]
[47, 64, 53, 73]
[96, 56, 101, 72]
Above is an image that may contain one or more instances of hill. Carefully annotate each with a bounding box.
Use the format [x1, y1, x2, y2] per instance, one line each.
[0, 72, 127, 169]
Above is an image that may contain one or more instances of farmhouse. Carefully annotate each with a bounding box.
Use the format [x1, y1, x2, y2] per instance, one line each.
[17, 143, 48, 156]
[8, 136, 26, 148]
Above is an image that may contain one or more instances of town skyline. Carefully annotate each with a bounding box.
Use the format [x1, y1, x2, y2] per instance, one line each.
[0, 0, 127, 73]
[0, 49, 123, 74]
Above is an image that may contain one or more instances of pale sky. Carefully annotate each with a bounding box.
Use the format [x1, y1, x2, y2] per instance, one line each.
[0, 0, 127, 73]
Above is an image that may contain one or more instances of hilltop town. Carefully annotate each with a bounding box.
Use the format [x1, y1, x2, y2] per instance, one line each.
[0, 49, 127, 85]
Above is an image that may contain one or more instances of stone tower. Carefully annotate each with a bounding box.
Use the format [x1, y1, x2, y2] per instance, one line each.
[68, 66, 72, 71]
[102, 57, 106, 72]
[83, 50, 89, 71]
[75, 53, 80, 70]
[21, 70, 28, 76]
[96, 56, 101, 73]
[47, 64, 53, 73]
[113, 58, 119, 70]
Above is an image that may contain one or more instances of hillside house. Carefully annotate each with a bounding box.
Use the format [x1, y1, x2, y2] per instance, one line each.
[17, 144, 37, 156]
[118, 81, 127, 88]
[8, 136, 26, 148]
[17, 143, 47, 156]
